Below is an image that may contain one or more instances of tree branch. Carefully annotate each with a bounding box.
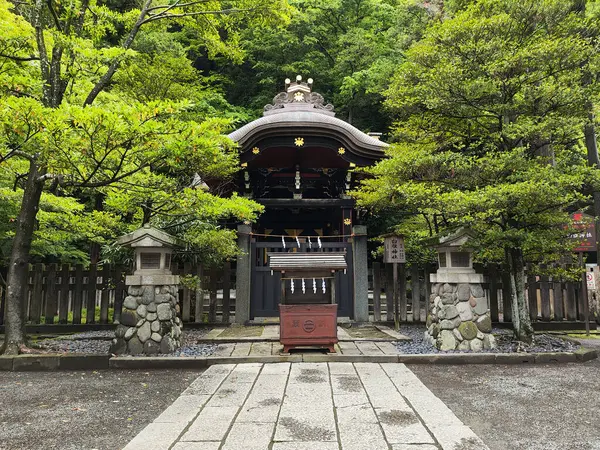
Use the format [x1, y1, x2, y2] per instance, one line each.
[0, 53, 40, 62]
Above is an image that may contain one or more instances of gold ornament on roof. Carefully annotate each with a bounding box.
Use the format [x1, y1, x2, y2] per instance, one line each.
[343, 218, 352, 226]
[294, 91, 305, 102]
[252, 147, 260, 154]
[338, 147, 346, 155]
[295, 137, 304, 147]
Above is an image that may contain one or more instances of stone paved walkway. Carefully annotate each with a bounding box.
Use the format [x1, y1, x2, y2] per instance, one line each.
[124, 363, 488, 450]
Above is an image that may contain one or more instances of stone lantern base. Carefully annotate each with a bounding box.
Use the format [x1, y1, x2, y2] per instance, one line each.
[426, 277, 496, 351]
[110, 275, 182, 355]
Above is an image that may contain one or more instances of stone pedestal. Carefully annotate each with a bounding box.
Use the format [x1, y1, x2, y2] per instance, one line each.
[426, 272, 496, 351]
[111, 274, 182, 355]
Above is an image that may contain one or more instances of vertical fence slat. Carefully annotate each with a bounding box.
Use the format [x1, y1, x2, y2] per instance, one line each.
[501, 269, 512, 323]
[44, 264, 58, 324]
[194, 265, 203, 322]
[182, 262, 191, 322]
[100, 265, 110, 324]
[73, 264, 83, 324]
[411, 265, 421, 323]
[553, 279, 564, 321]
[86, 264, 97, 324]
[222, 262, 231, 324]
[30, 263, 43, 324]
[540, 268, 551, 321]
[489, 263, 499, 322]
[399, 264, 407, 322]
[527, 273, 537, 321]
[566, 279, 578, 320]
[113, 266, 125, 324]
[424, 263, 432, 317]
[372, 262, 381, 322]
[209, 267, 218, 323]
[385, 263, 393, 321]
[58, 264, 70, 324]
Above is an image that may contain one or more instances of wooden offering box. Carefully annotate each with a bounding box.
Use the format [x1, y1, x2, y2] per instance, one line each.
[268, 252, 347, 353]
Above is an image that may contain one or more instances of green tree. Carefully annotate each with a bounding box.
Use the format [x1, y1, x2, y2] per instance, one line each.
[0, 0, 289, 354]
[356, 0, 600, 343]
[217, 0, 431, 132]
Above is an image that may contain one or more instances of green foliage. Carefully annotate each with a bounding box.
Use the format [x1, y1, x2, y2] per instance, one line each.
[358, 0, 600, 267]
[217, 0, 431, 131]
[0, 0, 288, 269]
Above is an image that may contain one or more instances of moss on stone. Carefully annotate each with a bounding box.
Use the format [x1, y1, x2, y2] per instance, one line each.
[458, 321, 478, 340]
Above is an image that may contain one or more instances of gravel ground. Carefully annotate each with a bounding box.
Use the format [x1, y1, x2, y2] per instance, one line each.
[0, 369, 204, 450]
[394, 325, 580, 354]
[411, 356, 600, 450]
[35, 329, 217, 357]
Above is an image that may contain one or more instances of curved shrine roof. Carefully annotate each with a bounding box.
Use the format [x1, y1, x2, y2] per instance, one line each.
[227, 77, 388, 161]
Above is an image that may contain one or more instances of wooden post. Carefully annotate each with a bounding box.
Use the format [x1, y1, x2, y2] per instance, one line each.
[114, 266, 125, 324]
[579, 252, 590, 336]
[86, 264, 97, 324]
[222, 262, 231, 324]
[30, 263, 43, 324]
[209, 267, 218, 323]
[553, 277, 564, 322]
[44, 263, 58, 324]
[194, 264, 204, 323]
[399, 263, 407, 323]
[58, 264, 70, 324]
[501, 268, 512, 323]
[182, 262, 192, 322]
[540, 266, 551, 321]
[411, 265, 421, 323]
[100, 265, 110, 324]
[385, 263, 393, 322]
[393, 262, 399, 330]
[73, 264, 84, 324]
[489, 263, 499, 322]
[372, 262, 381, 322]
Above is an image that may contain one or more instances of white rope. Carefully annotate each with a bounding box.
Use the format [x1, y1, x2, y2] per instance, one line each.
[322, 278, 326, 294]
[296, 236, 301, 248]
[302, 278, 306, 294]
[313, 278, 316, 294]
[291, 279, 294, 294]
[282, 236, 286, 248]
[308, 237, 312, 248]
[317, 236, 322, 248]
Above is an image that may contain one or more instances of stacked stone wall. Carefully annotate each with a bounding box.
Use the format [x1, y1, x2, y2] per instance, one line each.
[110, 284, 182, 355]
[426, 282, 496, 351]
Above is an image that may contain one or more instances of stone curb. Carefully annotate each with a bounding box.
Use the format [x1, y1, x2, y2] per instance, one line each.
[0, 348, 596, 371]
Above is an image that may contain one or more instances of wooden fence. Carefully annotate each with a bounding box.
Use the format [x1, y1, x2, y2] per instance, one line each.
[367, 262, 591, 325]
[0, 261, 592, 327]
[0, 262, 235, 326]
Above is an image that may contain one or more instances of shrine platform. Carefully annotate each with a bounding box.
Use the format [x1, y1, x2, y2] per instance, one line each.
[195, 324, 411, 357]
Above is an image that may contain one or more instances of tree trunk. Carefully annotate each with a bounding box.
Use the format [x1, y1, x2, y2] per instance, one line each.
[506, 247, 534, 343]
[1, 163, 45, 354]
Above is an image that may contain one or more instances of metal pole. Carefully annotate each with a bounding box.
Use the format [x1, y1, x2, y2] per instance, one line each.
[393, 262, 399, 331]
[579, 252, 590, 336]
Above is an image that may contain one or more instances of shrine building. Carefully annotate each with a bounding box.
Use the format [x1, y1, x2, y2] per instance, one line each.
[229, 76, 388, 323]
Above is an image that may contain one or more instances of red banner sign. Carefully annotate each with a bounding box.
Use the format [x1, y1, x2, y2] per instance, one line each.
[572, 212, 596, 252]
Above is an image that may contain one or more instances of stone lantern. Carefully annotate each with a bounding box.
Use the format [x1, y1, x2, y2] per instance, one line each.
[110, 224, 184, 355]
[426, 229, 496, 351]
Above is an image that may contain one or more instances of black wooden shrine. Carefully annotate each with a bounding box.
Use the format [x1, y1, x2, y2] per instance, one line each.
[228, 76, 387, 319]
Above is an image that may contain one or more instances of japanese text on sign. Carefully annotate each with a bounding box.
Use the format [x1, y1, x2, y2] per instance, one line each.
[384, 235, 406, 263]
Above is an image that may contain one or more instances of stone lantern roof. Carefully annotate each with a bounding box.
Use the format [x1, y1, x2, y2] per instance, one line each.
[117, 224, 183, 249]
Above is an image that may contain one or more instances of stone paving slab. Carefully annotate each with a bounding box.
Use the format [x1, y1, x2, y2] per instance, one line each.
[125, 362, 490, 450]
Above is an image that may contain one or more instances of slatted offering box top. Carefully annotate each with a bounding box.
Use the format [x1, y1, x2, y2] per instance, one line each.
[268, 252, 347, 353]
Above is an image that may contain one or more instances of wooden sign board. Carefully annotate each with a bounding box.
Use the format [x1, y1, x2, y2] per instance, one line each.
[384, 235, 406, 264]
